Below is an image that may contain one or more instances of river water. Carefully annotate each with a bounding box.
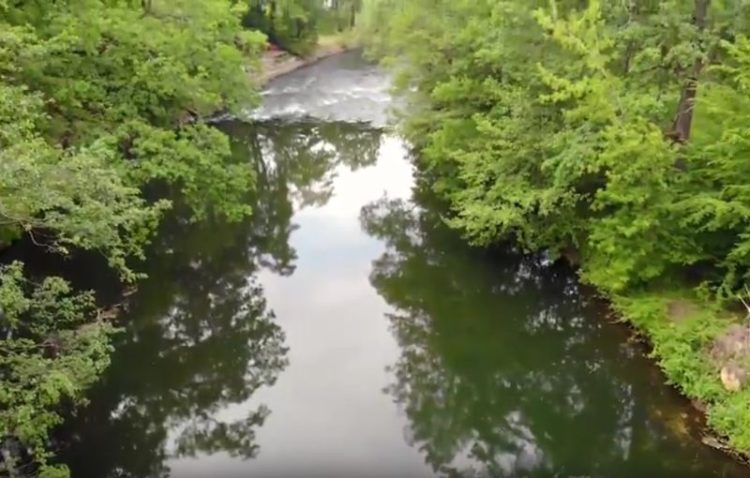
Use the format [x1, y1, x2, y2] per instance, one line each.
[57, 52, 750, 477]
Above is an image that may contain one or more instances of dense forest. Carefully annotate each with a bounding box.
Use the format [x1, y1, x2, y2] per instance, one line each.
[246, 0, 362, 54]
[360, 0, 750, 459]
[0, 1, 355, 476]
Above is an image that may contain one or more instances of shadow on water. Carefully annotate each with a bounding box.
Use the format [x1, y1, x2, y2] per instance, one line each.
[360, 190, 750, 478]
[53, 118, 385, 478]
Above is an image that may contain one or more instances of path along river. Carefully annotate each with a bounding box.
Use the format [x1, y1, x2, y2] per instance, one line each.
[56, 51, 750, 478]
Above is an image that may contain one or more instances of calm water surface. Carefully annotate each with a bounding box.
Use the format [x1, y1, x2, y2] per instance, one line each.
[58, 52, 750, 478]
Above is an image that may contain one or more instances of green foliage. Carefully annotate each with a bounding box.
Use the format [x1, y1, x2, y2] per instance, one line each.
[2, 0, 265, 226]
[360, 0, 750, 294]
[319, 0, 362, 33]
[0, 84, 167, 280]
[362, 0, 750, 456]
[613, 291, 750, 451]
[614, 292, 727, 401]
[244, 0, 320, 55]
[0, 0, 266, 474]
[122, 121, 254, 223]
[0, 262, 115, 477]
[244, 0, 361, 55]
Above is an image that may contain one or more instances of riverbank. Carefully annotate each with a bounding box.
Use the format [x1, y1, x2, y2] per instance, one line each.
[610, 287, 750, 463]
[356, 0, 750, 467]
[257, 34, 356, 85]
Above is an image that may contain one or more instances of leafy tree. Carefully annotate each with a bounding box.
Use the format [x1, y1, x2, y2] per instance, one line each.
[2, 0, 266, 226]
[321, 0, 362, 32]
[0, 83, 165, 279]
[0, 1, 266, 474]
[361, 192, 748, 477]
[360, 0, 750, 456]
[244, 0, 323, 55]
[0, 262, 115, 478]
[359, 0, 750, 293]
[243, 0, 364, 54]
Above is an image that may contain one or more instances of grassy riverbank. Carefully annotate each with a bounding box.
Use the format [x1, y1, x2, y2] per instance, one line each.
[612, 289, 750, 458]
[358, 0, 750, 463]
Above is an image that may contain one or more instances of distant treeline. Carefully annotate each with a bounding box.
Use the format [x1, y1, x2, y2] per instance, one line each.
[245, 0, 362, 55]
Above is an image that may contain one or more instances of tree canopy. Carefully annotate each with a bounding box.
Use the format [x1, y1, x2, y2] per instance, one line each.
[243, 0, 362, 55]
[360, 0, 750, 457]
[0, 1, 266, 475]
[361, 192, 744, 477]
[360, 0, 750, 295]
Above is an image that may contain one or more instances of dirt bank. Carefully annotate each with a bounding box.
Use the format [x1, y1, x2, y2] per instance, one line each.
[257, 43, 350, 86]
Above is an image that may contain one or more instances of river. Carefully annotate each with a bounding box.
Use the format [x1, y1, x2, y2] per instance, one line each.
[55, 51, 750, 477]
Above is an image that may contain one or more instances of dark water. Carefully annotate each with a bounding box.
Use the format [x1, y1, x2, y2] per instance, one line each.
[56, 52, 750, 477]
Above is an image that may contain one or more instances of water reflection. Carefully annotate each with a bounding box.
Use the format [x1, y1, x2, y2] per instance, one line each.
[59, 119, 384, 478]
[60, 209, 288, 478]
[222, 119, 384, 274]
[361, 193, 748, 478]
[53, 48, 750, 476]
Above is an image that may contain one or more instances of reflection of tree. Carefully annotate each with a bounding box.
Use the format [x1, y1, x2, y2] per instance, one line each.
[225, 118, 383, 207]
[58, 210, 288, 478]
[221, 119, 383, 275]
[361, 193, 724, 478]
[58, 119, 384, 478]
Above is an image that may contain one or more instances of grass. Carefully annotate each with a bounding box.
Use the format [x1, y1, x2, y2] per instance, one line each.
[317, 30, 360, 52]
[611, 288, 750, 453]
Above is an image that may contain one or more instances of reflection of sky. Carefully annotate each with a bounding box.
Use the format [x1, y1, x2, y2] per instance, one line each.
[168, 136, 432, 477]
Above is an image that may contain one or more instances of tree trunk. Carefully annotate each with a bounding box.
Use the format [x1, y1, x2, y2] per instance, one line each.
[269, 1, 277, 42]
[669, 0, 710, 145]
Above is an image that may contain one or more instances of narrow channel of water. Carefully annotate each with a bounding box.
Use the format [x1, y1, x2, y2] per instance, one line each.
[55, 52, 750, 477]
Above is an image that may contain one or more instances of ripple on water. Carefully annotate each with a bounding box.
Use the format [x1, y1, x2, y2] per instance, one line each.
[249, 51, 394, 126]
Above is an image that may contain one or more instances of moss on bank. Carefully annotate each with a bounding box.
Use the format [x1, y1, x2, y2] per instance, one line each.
[612, 289, 750, 455]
